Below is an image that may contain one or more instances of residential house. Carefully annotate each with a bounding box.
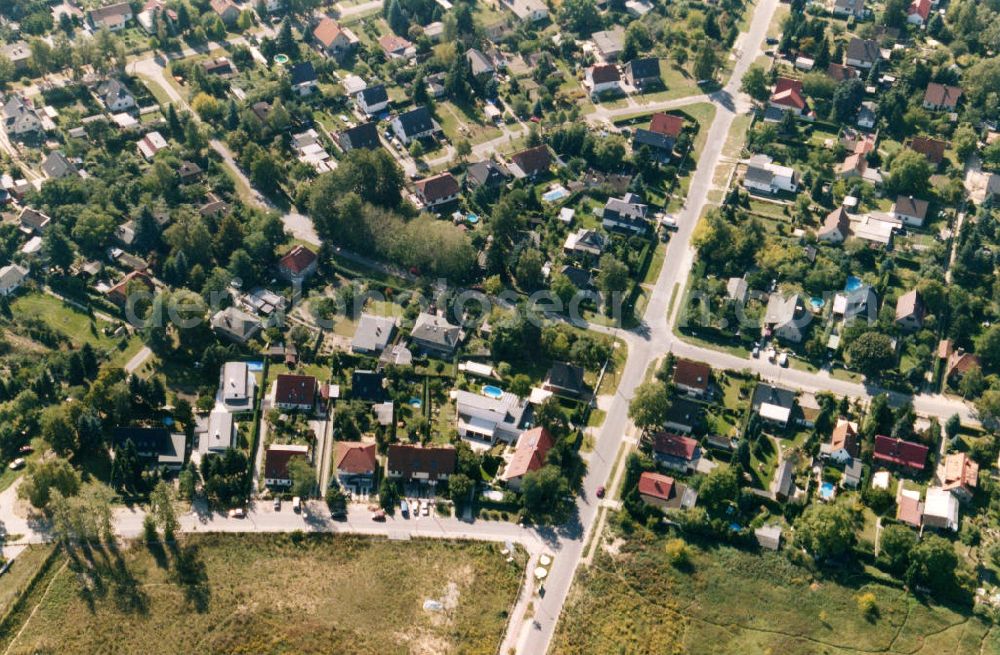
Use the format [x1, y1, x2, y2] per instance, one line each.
[650, 432, 700, 473]
[500, 427, 554, 490]
[751, 383, 797, 428]
[827, 63, 858, 82]
[832, 0, 866, 18]
[337, 121, 380, 152]
[454, 389, 531, 444]
[743, 154, 798, 194]
[178, 160, 203, 184]
[909, 136, 947, 165]
[672, 359, 711, 397]
[638, 471, 696, 510]
[623, 58, 661, 91]
[601, 192, 648, 233]
[466, 160, 509, 189]
[845, 38, 880, 69]
[852, 213, 898, 247]
[19, 207, 51, 234]
[907, 0, 931, 25]
[415, 172, 460, 209]
[278, 244, 318, 282]
[542, 362, 586, 398]
[386, 444, 456, 483]
[498, 0, 549, 22]
[0, 264, 28, 296]
[559, 264, 591, 289]
[817, 207, 851, 243]
[209, 0, 240, 24]
[585, 64, 622, 97]
[273, 374, 318, 411]
[313, 18, 357, 60]
[211, 306, 263, 344]
[768, 78, 811, 118]
[41, 151, 78, 180]
[895, 289, 925, 331]
[2, 96, 42, 137]
[771, 455, 799, 502]
[219, 361, 255, 410]
[923, 82, 962, 111]
[391, 106, 435, 145]
[891, 195, 929, 227]
[263, 444, 310, 486]
[592, 26, 625, 61]
[201, 57, 235, 77]
[944, 346, 981, 384]
[335, 442, 379, 494]
[289, 61, 318, 97]
[351, 313, 396, 355]
[351, 370, 385, 403]
[106, 271, 153, 307]
[563, 228, 606, 258]
[379, 34, 414, 59]
[202, 408, 235, 454]
[410, 312, 462, 356]
[896, 489, 924, 528]
[663, 398, 704, 434]
[137, 0, 178, 33]
[357, 85, 389, 116]
[938, 452, 978, 502]
[507, 145, 552, 179]
[857, 101, 878, 129]
[632, 127, 675, 160]
[0, 42, 30, 71]
[873, 434, 928, 472]
[87, 2, 133, 31]
[820, 418, 859, 464]
[726, 276, 749, 303]
[112, 427, 185, 470]
[137, 131, 168, 159]
[755, 525, 783, 551]
[922, 486, 959, 531]
[763, 293, 809, 343]
[466, 48, 495, 77]
[96, 79, 136, 113]
[832, 284, 877, 323]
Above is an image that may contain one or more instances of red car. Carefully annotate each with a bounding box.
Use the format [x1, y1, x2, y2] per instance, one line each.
[371, 509, 386, 522]
[596, 486, 606, 499]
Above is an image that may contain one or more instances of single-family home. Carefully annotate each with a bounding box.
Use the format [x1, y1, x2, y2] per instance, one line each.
[466, 48, 495, 77]
[672, 358, 710, 397]
[922, 486, 959, 531]
[498, 0, 549, 22]
[763, 293, 809, 343]
[500, 427, 554, 490]
[743, 154, 798, 194]
[507, 145, 552, 179]
[209, 0, 240, 24]
[563, 228, 606, 258]
[137, 0, 178, 33]
[357, 85, 389, 116]
[466, 159, 509, 190]
[755, 525, 782, 551]
[273, 374, 318, 411]
[263, 444, 310, 486]
[827, 63, 858, 82]
[178, 161, 203, 184]
[591, 26, 625, 61]
[726, 277, 749, 303]
[771, 455, 799, 502]
[817, 206, 851, 243]
[87, 2, 133, 31]
[852, 213, 898, 247]
[379, 34, 414, 59]
[601, 192, 648, 233]
[410, 312, 462, 356]
[313, 18, 358, 60]
[0, 263, 28, 296]
[391, 106, 436, 145]
[663, 398, 704, 434]
[857, 101, 878, 129]
[623, 58, 661, 91]
[895, 289, 925, 332]
[41, 151, 78, 180]
[542, 362, 586, 398]
[0, 42, 30, 71]
[278, 244, 318, 282]
[96, 79, 136, 113]
[352, 313, 396, 355]
[873, 434, 928, 472]
[415, 172, 460, 209]
[845, 38, 880, 69]
[386, 444, 456, 484]
[890, 195, 929, 227]
[585, 64, 622, 97]
[907, 0, 931, 25]
[896, 489, 924, 528]
[638, 471, 697, 510]
[909, 136, 948, 165]
[2, 96, 42, 137]
[289, 61, 318, 97]
[751, 383, 796, 428]
[112, 427, 185, 470]
[211, 306, 262, 344]
[351, 370, 385, 403]
[820, 418, 859, 464]
[832, 284, 877, 323]
[201, 57, 235, 77]
[768, 78, 810, 117]
[944, 345, 981, 384]
[454, 389, 531, 444]
[335, 441, 379, 494]
[202, 408, 235, 454]
[337, 121, 380, 152]
[832, 0, 866, 18]
[938, 452, 978, 502]
[650, 432, 701, 473]
[922, 82, 962, 111]
[219, 361, 255, 410]
[137, 131, 168, 159]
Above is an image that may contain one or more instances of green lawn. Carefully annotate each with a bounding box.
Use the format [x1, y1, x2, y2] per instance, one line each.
[0, 545, 54, 617]
[11, 293, 140, 364]
[2, 534, 525, 655]
[554, 538, 998, 655]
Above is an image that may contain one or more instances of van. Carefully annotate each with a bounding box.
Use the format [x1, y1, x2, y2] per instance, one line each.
[292, 497, 302, 513]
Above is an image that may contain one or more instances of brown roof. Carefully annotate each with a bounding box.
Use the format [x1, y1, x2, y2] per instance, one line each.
[264, 444, 309, 481]
[909, 136, 948, 164]
[313, 17, 345, 47]
[896, 493, 923, 527]
[106, 271, 153, 306]
[387, 444, 456, 480]
[924, 82, 962, 109]
[874, 435, 928, 471]
[829, 419, 859, 458]
[510, 145, 552, 176]
[827, 63, 858, 82]
[589, 63, 621, 84]
[895, 289, 924, 321]
[651, 432, 699, 461]
[947, 350, 981, 378]
[335, 441, 378, 475]
[893, 195, 929, 220]
[672, 358, 710, 392]
[941, 452, 978, 493]
[501, 427, 554, 481]
[274, 374, 318, 406]
[770, 88, 807, 110]
[210, 0, 237, 15]
[379, 34, 412, 54]
[819, 206, 851, 238]
[649, 113, 684, 138]
[415, 172, 459, 202]
[279, 244, 317, 275]
[637, 471, 675, 501]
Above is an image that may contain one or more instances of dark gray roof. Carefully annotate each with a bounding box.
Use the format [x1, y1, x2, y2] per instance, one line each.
[559, 264, 591, 289]
[466, 160, 508, 187]
[545, 362, 585, 394]
[626, 57, 660, 80]
[745, 165, 775, 186]
[289, 61, 317, 86]
[846, 38, 879, 64]
[751, 383, 796, 411]
[339, 121, 380, 151]
[466, 48, 495, 76]
[395, 106, 434, 137]
[633, 128, 674, 152]
[41, 151, 77, 179]
[359, 84, 388, 106]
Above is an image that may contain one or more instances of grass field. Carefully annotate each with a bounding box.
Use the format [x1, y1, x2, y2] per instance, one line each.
[553, 537, 999, 655]
[0, 545, 54, 617]
[2, 534, 524, 655]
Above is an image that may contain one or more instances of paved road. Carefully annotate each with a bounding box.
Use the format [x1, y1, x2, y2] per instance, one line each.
[123, 346, 153, 374]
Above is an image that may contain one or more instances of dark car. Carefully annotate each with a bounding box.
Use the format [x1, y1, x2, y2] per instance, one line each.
[766, 37, 779, 45]
[596, 486, 606, 499]
[371, 509, 386, 521]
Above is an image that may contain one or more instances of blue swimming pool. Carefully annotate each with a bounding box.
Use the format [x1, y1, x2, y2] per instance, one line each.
[844, 276, 862, 292]
[542, 186, 569, 203]
[409, 397, 422, 408]
[482, 385, 503, 399]
[247, 361, 264, 372]
[810, 297, 824, 310]
[820, 481, 836, 500]
[467, 213, 479, 224]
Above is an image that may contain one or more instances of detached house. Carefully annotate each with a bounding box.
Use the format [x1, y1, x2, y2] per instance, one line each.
[563, 228, 606, 259]
[41, 151, 78, 180]
[507, 145, 552, 179]
[414, 172, 460, 209]
[743, 155, 798, 194]
[335, 442, 379, 494]
[623, 58, 661, 91]
[264, 444, 310, 487]
[845, 38, 880, 69]
[2, 96, 42, 138]
[313, 18, 357, 60]
[289, 61, 318, 97]
[651, 432, 701, 473]
[112, 427, 185, 471]
[891, 195, 929, 227]
[923, 83, 962, 111]
[832, 0, 866, 18]
[584, 64, 622, 97]
[907, 0, 931, 25]
[820, 419, 859, 464]
[909, 136, 947, 165]
[895, 289, 925, 331]
[832, 284, 877, 323]
[768, 78, 811, 118]
[211, 307, 262, 344]
[386, 444, 456, 484]
[454, 390, 530, 444]
[500, 427, 553, 491]
[87, 2, 133, 31]
[873, 434, 928, 472]
[542, 362, 586, 398]
[601, 192, 648, 234]
[938, 452, 978, 502]
[278, 244, 318, 282]
[357, 85, 389, 116]
[763, 293, 809, 343]
[209, 0, 240, 25]
[752, 383, 797, 428]
[817, 207, 851, 243]
[96, 79, 136, 113]
[0, 264, 28, 296]
[379, 34, 414, 59]
[633, 112, 683, 160]
[672, 359, 710, 397]
[638, 471, 696, 510]
[591, 27, 625, 61]
[410, 312, 462, 356]
[337, 121, 380, 152]
[391, 106, 436, 145]
[273, 374, 318, 411]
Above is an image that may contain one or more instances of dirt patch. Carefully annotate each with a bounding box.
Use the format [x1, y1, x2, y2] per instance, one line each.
[603, 537, 626, 556]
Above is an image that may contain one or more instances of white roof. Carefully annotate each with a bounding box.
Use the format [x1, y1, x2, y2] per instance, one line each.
[871, 470, 891, 489]
[559, 208, 575, 223]
[923, 486, 959, 529]
[459, 415, 496, 437]
[203, 408, 234, 453]
[759, 402, 791, 424]
[459, 361, 495, 378]
[342, 74, 367, 94]
[21, 236, 43, 254]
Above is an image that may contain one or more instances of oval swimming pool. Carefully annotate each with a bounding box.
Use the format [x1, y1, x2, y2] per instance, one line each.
[482, 385, 503, 399]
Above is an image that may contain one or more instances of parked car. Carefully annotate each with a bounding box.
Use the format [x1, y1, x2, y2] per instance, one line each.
[8, 457, 25, 470]
[18, 445, 33, 454]
[777, 352, 789, 367]
[596, 486, 606, 499]
[422, 500, 430, 516]
[273, 498, 281, 511]
[228, 507, 246, 519]
[751, 345, 760, 358]
[371, 509, 386, 521]
[292, 497, 302, 513]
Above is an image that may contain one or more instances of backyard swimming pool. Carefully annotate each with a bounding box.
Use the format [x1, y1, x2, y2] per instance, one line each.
[542, 186, 569, 203]
[820, 481, 836, 500]
[844, 276, 862, 292]
[482, 385, 503, 399]
[409, 397, 422, 408]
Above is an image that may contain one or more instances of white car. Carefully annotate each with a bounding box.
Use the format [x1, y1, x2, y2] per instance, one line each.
[422, 500, 430, 516]
[778, 352, 789, 367]
[8, 457, 25, 470]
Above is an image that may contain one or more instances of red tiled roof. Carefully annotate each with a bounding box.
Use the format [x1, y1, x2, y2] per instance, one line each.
[829, 419, 859, 457]
[873, 435, 928, 471]
[638, 471, 674, 501]
[896, 493, 923, 527]
[770, 88, 807, 110]
[827, 63, 858, 82]
[589, 63, 621, 84]
[387, 444, 456, 480]
[510, 145, 552, 176]
[672, 358, 710, 392]
[909, 136, 947, 164]
[379, 34, 412, 54]
[279, 244, 317, 275]
[923, 82, 962, 109]
[501, 427, 554, 481]
[649, 113, 684, 138]
[651, 432, 699, 461]
[314, 17, 345, 47]
[773, 77, 803, 95]
[274, 374, 317, 407]
[264, 444, 309, 481]
[335, 441, 378, 475]
[415, 172, 459, 202]
[908, 0, 931, 21]
[941, 452, 978, 493]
